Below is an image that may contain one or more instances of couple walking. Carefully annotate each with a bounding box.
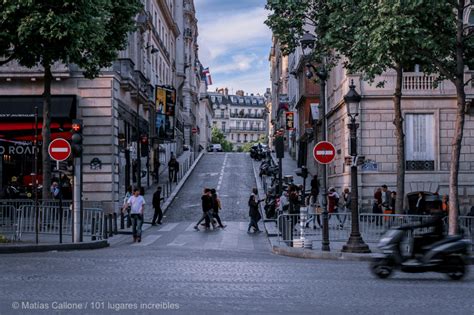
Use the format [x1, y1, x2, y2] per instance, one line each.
[194, 188, 226, 230]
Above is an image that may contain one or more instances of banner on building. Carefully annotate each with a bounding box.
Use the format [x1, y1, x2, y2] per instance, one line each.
[278, 95, 289, 112]
[285, 112, 295, 130]
[156, 114, 174, 140]
[155, 85, 176, 117]
[310, 103, 320, 120]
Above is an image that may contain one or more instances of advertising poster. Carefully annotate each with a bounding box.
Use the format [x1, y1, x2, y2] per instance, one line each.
[156, 87, 167, 114]
[155, 85, 176, 116]
[285, 112, 295, 130]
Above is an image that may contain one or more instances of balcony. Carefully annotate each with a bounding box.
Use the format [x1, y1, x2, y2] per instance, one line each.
[228, 127, 266, 132]
[229, 113, 264, 119]
[114, 59, 136, 91]
[213, 114, 229, 119]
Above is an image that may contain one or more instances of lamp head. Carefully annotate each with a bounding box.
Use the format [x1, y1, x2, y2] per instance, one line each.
[300, 32, 316, 57]
[344, 80, 361, 118]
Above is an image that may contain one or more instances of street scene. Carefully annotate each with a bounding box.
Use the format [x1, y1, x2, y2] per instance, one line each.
[1, 0, 474, 314]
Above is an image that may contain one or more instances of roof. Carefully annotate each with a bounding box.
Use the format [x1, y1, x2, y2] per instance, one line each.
[208, 92, 266, 108]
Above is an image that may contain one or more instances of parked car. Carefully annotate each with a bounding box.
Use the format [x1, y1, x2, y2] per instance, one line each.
[211, 144, 223, 152]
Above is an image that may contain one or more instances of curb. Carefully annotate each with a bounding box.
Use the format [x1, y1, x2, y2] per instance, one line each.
[0, 240, 109, 254]
[271, 244, 372, 261]
[162, 151, 204, 215]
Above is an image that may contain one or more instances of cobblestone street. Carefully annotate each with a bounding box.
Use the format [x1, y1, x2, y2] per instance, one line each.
[0, 153, 473, 315]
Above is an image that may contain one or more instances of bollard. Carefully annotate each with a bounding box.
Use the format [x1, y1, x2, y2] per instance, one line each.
[91, 217, 96, 241]
[108, 214, 113, 237]
[113, 213, 118, 234]
[103, 214, 108, 239]
[120, 211, 125, 229]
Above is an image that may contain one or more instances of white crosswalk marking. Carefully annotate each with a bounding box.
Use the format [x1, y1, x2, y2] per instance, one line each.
[184, 222, 198, 231]
[158, 223, 179, 232]
[132, 235, 161, 246]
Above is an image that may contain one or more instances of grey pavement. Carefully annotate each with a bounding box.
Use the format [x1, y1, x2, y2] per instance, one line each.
[0, 153, 473, 315]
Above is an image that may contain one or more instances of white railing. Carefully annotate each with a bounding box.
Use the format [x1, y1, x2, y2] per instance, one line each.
[403, 74, 436, 90]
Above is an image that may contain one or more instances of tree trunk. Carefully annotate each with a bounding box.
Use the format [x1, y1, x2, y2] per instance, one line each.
[41, 64, 53, 200]
[448, 1, 467, 235]
[393, 64, 405, 214]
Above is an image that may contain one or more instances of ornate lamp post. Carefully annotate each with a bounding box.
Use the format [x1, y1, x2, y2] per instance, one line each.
[341, 81, 370, 253]
[300, 32, 330, 251]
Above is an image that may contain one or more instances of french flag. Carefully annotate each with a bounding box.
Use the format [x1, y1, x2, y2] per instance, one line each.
[202, 67, 213, 86]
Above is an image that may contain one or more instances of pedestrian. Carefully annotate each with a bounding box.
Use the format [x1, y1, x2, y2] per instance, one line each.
[416, 192, 427, 215]
[248, 188, 263, 233]
[151, 186, 164, 225]
[390, 191, 396, 213]
[50, 181, 61, 200]
[123, 188, 146, 242]
[194, 188, 213, 231]
[328, 187, 344, 228]
[441, 195, 449, 215]
[122, 185, 133, 228]
[373, 187, 383, 225]
[168, 156, 179, 183]
[381, 185, 392, 213]
[210, 189, 226, 229]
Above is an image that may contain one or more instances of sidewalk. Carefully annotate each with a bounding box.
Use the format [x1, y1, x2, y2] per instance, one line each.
[110, 150, 203, 244]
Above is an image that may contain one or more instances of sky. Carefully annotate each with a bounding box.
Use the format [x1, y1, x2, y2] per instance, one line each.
[194, 0, 272, 96]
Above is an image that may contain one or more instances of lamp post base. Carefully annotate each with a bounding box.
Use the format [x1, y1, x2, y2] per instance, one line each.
[341, 236, 371, 253]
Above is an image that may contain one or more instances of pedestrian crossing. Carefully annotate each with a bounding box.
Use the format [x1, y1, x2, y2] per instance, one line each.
[120, 221, 269, 252]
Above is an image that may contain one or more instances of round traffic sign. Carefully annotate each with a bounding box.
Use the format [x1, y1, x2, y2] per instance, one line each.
[48, 138, 72, 161]
[313, 141, 336, 164]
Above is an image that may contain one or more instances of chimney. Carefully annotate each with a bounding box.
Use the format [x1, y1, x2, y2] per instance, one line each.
[224, 88, 228, 96]
[236, 90, 244, 97]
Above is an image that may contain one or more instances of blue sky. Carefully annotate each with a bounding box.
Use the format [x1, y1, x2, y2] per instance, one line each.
[194, 0, 272, 96]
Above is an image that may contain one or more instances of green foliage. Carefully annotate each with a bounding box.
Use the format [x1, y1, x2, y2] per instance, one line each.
[0, 234, 9, 243]
[211, 127, 233, 152]
[0, 0, 142, 75]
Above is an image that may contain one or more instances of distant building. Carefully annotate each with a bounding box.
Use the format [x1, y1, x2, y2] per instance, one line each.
[209, 89, 267, 149]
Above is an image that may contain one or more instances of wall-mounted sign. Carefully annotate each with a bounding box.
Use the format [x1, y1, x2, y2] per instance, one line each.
[90, 157, 102, 170]
[362, 159, 378, 171]
[155, 85, 176, 116]
[156, 114, 174, 140]
[285, 112, 295, 130]
[310, 103, 320, 120]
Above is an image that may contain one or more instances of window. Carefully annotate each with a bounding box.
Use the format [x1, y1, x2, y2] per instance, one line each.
[236, 121, 241, 128]
[243, 121, 247, 129]
[244, 134, 248, 142]
[405, 114, 435, 170]
[222, 122, 226, 132]
[231, 134, 234, 140]
[237, 134, 241, 142]
[220, 109, 224, 118]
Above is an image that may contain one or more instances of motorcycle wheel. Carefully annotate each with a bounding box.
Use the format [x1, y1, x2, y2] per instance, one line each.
[370, 259, 393, 279]
[446, 256, 466, 281]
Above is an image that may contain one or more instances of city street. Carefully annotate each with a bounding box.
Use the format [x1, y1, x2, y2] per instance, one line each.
[0, 153, 473, 315]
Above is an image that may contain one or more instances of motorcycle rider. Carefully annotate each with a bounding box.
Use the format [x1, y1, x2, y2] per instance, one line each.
[403, 212, 446, 258]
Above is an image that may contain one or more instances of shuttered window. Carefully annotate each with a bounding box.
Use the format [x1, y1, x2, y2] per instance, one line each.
[405, 114, 435, 170]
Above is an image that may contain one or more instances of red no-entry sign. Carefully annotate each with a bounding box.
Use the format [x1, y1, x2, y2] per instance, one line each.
[313, 141, 336, 164]
[48, 138, 71, 161]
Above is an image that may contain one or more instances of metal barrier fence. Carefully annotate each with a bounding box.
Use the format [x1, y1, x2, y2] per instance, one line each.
[276, 212, 473, 249]
[0, 199, 104, 242]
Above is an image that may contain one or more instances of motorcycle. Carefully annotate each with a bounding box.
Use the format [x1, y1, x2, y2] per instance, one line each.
[264, 194, 279, 219]
[370, 226, 471, 280]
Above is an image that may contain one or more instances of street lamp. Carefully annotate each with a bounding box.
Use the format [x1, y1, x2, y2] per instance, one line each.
[300, 32, 330, 251]
[341, 80, 370, 253]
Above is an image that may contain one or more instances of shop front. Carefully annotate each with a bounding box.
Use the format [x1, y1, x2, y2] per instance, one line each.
[0, 95, 76, 198]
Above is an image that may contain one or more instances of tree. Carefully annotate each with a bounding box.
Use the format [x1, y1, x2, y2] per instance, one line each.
[266, 0, 430, 213]
[211, 127, 233, 152]
[410, 1, 474, 234]
[0, 0, 141, 198]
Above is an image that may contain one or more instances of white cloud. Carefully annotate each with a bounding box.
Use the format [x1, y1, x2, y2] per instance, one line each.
[212, 69, 271, 96]
[212, 54, 258, 74]
[198, 7, 271, 64]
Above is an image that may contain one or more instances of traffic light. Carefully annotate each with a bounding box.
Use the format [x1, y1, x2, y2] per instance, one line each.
[71, 119, 83, 157]
[140, 134, 149, 157]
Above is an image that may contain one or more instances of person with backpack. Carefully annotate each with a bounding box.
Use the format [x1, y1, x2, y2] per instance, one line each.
[194, 188, 213, 231]
[248, 188, 263, 233]
[328, 187, 344, 228]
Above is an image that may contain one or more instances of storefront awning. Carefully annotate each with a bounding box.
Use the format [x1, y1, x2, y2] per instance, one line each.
[0, 95, 76, 120]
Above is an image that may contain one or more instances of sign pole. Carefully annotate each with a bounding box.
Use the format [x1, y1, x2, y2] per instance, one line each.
[73, 157, 81, 243]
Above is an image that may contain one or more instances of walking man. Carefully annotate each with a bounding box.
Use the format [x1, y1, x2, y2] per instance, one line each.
[211, 189, 226, 229]
[168, 156, 179, 183]
[123, 188, 146, 242]
[152, 186, 164, 225]
[248, 188, 263, 233]
[194, 188, 213, 231]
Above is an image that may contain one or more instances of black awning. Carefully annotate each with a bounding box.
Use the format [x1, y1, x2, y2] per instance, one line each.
[0, 95, 76, 120]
